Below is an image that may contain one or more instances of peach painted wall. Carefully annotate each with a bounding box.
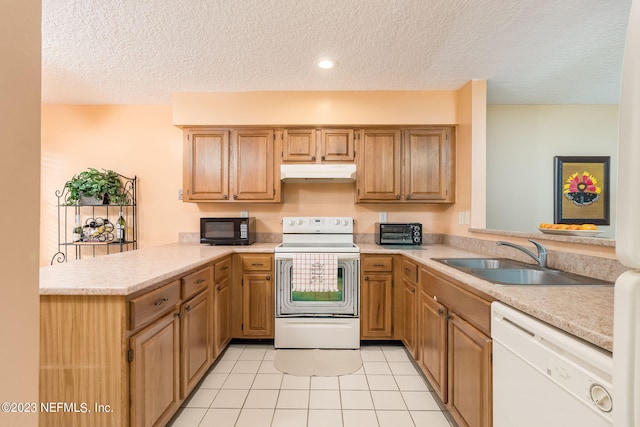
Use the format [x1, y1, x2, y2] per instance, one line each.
[1, 1, 40, 425]
[41, 90, 468, 266]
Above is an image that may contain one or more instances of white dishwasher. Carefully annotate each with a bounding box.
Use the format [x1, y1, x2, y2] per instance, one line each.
[491, 302, 614, 426]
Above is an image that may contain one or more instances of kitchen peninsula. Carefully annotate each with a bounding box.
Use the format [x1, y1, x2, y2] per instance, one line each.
[39, 241, 616, 427]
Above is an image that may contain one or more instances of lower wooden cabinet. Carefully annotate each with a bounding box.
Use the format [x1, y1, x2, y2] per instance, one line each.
[402, 279, 418, 356]
[180, 289, 211, 399]
[361, 255, 394, 339]
[242, 272, 274, 337]
[130, 310, 181, 427]
[418, 289, 448, 401]
[448, 313, 493, 427]
[417, 266, 494, 427]
[233, 254, 274, 338]
[213, 256, 232, 357]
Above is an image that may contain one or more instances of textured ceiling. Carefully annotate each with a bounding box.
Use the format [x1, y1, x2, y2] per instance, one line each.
[42, 0, 632, 105]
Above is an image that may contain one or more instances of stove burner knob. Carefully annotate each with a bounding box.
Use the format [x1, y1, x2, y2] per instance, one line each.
[296, 219, 303, 225]
[341, 219, 349, 226]
[288, 219, 295, 226]
[334, 219, 340, 225]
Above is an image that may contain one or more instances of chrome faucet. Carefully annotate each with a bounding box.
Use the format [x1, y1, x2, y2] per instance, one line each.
[496, 239, 548, 268]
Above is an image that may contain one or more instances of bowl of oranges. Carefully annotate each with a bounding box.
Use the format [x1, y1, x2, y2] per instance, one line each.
[538, 223, 602, 237]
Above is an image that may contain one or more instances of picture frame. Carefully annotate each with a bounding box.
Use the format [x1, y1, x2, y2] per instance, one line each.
[554, 156, 610, 225]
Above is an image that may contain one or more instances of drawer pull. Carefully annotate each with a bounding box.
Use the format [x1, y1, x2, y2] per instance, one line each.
[221, 266, 229, 271]
[405, 268, 411, 273]
[372, 263, 386, 267]
[266, 275, 271, 280]
[438, 308, 444, 316]
[251, 263, 264, 267]
[154, 298, 168, 307]
[195, 279, 206, 285]
[184, 304, 191, 312]
[364, 276, 369, 281]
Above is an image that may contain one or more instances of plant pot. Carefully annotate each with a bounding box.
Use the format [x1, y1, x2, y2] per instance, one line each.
[79, 194, 105, 206]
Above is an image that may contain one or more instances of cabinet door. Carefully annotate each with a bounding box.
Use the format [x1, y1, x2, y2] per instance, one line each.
[448, 313, 492, 427]
[242, 273, 274, 337]
[361, 273, 393, 338]
[418, 290, 448, 401]
[214, 275, 231, 355]
[183, 130, 229, 201]
[231, 129, 278, 201]
[283, 128, 316, 162]
[402, 280, 418, 357]
[356, 129, 402, 201]
[130, 311, 180, 427]
[403, 128, 454, 202]
[320, 128, 355, 162]
[180, 290, 211, 398]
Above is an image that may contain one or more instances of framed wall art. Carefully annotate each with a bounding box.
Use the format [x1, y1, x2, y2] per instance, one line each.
[553, 156, 610, 225]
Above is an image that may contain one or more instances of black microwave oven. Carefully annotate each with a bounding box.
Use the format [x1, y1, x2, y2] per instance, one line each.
[200, 217, 256, 245]
[375, 222, 422, 246]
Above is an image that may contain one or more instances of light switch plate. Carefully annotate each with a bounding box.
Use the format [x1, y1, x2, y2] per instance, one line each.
[178, 189, 183, 200]
[379, 212, 387, 223]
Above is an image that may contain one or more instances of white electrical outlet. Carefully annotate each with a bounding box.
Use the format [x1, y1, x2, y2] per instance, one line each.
[178, 189, 183, 200]
[379, 212, 387, 222]
[464, 211, 471, 224]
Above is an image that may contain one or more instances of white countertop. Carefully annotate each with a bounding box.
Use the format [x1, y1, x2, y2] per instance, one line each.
[40, 242, 614, 352]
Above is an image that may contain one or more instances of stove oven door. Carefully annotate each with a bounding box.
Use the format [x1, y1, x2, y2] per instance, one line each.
[275, 254, 359, 317]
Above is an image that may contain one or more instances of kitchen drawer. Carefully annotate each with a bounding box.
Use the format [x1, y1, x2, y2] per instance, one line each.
[130, 280, 180, 330]
[182, 266, 212, 299]
[402, 258, 418, 284]
[362, 256, 393, 272]
[421, 267, 492, 336]
[214, 257, 232, 280]
[242, 255, 273, 271]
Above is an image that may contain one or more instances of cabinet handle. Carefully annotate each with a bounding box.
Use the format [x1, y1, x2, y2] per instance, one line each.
[223, 194, 228, 199]
[405, 268, 411, 273]
[395, 195, 401, 199]
[372, 263, 385, 267]
[406, 194, 411, 199]
[185, 304, 192, 312]
[175, 311, 182, 318]
[438, 308, 444, 316]
[154, 298, 168, 307]
[221, 266, 229, 271]
[266, 275, 271, 280]
[364, 276, 369, 281]
[410, 288, 415, 294]
[233, 195, 238, 199]
[251, 263, 264, 267]
[195, 279, 205, 284]
[312, 156, 316, 161]
[216, 285, 221, 291]
[321, 156, 326, 161]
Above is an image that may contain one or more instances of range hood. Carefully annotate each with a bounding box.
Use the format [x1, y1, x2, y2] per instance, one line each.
[280, 164, 357, 183]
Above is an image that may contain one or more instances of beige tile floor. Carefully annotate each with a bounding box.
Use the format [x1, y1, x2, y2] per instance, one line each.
[168, 343, 455, 427]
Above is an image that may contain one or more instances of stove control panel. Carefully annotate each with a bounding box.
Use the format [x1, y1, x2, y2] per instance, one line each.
[282, 217, 354, 234]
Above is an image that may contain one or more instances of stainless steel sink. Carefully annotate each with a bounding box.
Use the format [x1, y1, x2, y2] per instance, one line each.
[433, 258, 613, 286]
[434, 258, 528, 270]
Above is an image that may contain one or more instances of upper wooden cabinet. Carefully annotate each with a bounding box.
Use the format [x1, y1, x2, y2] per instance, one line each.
[183, 128, 281, 203]
[404, 128, 454, 202]
[356, 129, 402, 201]
[282, 128, 355, 163]
[356, 127, 455, 203]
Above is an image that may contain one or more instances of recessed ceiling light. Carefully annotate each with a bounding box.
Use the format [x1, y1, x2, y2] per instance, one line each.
[318, 59, 335, 69]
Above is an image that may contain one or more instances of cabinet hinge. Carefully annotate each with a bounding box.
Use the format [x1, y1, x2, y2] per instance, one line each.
[273, 134, 276, 141]
[128, 348, 134, 363]
[273, 188, 276, 196]
[241, 279, 243, 286]
[241, 323, 244, 331]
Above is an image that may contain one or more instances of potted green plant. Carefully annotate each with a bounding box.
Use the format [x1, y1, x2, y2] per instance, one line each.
[65, 168, 126, 205]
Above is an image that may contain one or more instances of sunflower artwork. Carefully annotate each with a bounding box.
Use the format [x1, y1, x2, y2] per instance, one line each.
[554, 156, 610, 225]
[563, 171, 601, 206]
